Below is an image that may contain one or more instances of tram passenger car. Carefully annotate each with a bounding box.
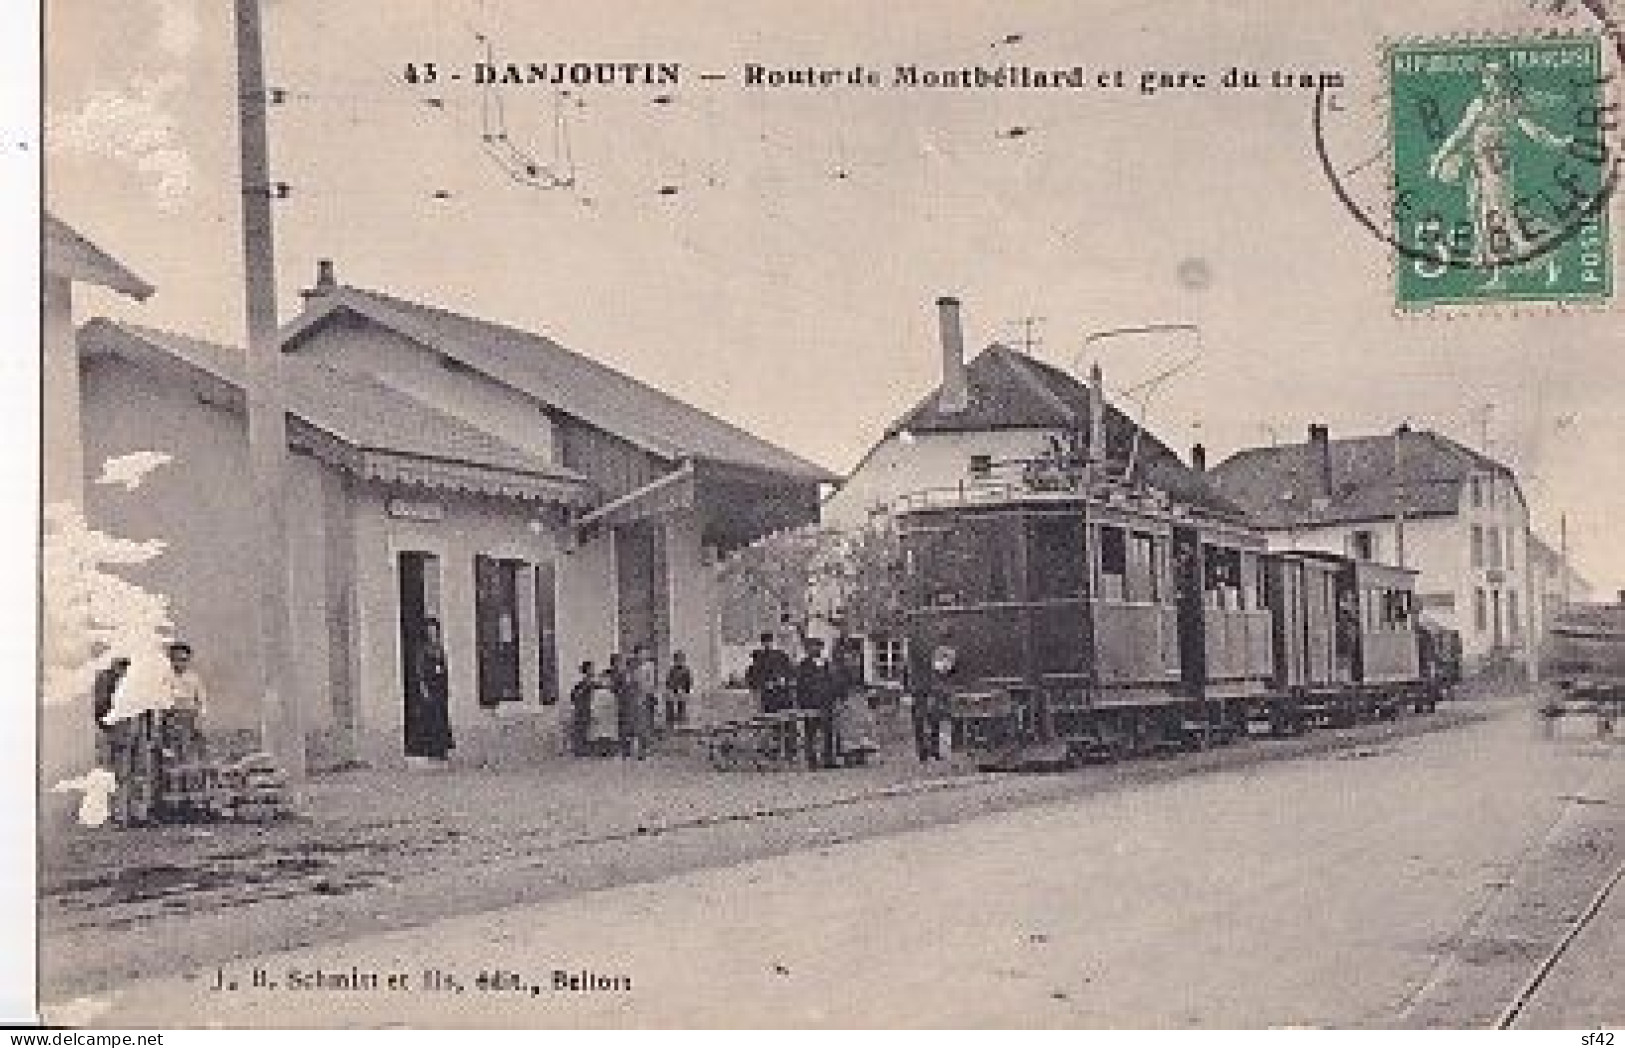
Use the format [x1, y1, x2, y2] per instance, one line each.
[899, 474, 1441, 768]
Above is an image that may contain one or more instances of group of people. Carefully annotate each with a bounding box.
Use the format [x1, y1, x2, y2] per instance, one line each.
[567, 646, 693, 759]
[744, 632, 880, 769]
[90, 641, 210, 826]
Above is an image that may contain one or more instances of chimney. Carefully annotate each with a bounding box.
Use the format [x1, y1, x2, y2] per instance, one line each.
[1308, 423, 1332, 498]
[300, 258, 338, 302]
[1191, 443, 1207, 473]
[936, 296, 969, 414]
[1087, 362, 1106, 464]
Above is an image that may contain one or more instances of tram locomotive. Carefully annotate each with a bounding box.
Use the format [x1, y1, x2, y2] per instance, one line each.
[899, 470, 1449, 769]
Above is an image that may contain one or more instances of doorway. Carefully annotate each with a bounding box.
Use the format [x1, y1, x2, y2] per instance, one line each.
[1172, 526, 1205, 696]
[398, 551, 450, 757]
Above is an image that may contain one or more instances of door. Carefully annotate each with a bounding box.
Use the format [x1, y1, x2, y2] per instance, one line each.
[1172, 526, 1205, 696]
[474, 555, 523, 706]
[398, 551, 448, 756]
[615, 522, 669, 660]
[535, 561, 560, 704]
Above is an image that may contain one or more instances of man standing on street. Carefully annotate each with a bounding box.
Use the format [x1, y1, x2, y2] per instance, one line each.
[664, 650, 693, 728]
[745, 633, 795, 714]
[568, 661, 596, 756]
[163, 641, 208, 763]
[796, 637, 839, 770]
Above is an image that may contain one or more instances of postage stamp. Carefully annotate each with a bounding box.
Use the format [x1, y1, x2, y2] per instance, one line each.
[1387, 33, 1615, 309]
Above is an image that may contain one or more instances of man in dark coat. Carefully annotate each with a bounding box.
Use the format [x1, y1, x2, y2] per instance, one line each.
[567, 661, 596, 756]
[905, 643, 951, 762]
[795, 637, 839, 769]
[744, 633, 795, 714]
[664, 651, 693, 728]
[91, 656, 129, 764]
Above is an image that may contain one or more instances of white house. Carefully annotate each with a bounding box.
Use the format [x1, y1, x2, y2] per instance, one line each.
[1209, 424, 1536, 674]
[75, 261, 834, 770]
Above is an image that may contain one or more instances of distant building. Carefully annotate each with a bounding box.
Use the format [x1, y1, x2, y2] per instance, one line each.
[1527, 532, 1593, 664]
[1209, 424, 1535, 674]
[823, 297, 1242, 684]
[77, 261, 833, 768]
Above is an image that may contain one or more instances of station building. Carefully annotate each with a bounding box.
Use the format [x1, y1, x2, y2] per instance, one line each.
[72, 261, 832, 770]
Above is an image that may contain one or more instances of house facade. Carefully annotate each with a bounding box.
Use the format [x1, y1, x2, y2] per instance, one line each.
[76, 262, 831, 770]
[1208, 424, 1536, 674]
[1527, 533, 1594, 666]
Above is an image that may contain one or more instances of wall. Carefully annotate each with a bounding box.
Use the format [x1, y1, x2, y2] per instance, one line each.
[823, 428, 1055, 527]
[79, 352, 354, 766]
[663, 508, 718, 692]
[351, 490, 578, 767]
[80, 354, 269, 735]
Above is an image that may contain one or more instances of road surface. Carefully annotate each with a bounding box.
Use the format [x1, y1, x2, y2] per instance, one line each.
[52, 702, 1622, 1028]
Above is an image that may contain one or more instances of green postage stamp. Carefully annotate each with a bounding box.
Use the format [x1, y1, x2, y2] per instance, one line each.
[1388, 34, 1615, 309]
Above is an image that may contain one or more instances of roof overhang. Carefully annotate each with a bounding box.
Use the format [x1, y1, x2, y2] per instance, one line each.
[44, 215, 154, 300]
[576, 461, 697, 531]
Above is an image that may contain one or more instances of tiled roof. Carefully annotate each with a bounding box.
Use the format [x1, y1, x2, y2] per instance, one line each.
[884, 344, 1245, 519]
[1208, 428, 1514, 529]
[80, 319, 585, 488]
[281, 286, 837, 484]
[43, 214, 154, 300]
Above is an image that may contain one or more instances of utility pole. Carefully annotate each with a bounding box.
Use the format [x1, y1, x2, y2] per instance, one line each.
[235, 0, 304, 778]
[1559, 513, 1570, 609]
[1392, 426, 1407, 569]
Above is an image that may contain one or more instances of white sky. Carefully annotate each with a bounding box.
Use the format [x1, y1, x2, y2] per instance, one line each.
[43, 0, 1625, 590]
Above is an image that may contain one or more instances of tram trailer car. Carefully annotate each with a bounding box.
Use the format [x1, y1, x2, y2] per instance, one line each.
[899, 488, 1443, 769]
[1543, 594, 1625, 709]
[1264, 551, 1435, 729]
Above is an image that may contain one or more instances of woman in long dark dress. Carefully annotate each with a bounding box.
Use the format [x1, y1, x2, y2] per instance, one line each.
[410, 619, 454, 762]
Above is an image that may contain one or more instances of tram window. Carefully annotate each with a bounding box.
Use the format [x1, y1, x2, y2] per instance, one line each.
[1028, 516, 1087, 599]
[968, 516, 1020, 602]
[1203, 544, 1243, 611]
[1127, 531, 1158, 603]
[1240, 552, 1262, 611]
[1098, 525, 1127, 602]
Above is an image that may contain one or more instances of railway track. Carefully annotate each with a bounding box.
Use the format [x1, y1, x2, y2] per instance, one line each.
[1496, 856, 1625, 1029]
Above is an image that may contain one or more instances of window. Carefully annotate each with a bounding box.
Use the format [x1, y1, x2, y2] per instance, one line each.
[1506, 529, 1516, 572]
[1350, 529, 1377, 561]
[1097, 525, 1127, 602]
[1474, 587, 1488, 633]
[1508, 591, 1520, 638]
[1487, 526, 1502, 569]
[1471, 525, 1484, 568]
[1470, 476, 1484, 508]
[968, 454, 993, 478]
[1128, 532, 1164, 603]
[872, 637, 907, 683]
[1203, 544, 1243, 610]
[474, 555, 524, 706]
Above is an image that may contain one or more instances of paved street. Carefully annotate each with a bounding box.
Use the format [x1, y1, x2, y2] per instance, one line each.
[48, 696, 1622, 1029]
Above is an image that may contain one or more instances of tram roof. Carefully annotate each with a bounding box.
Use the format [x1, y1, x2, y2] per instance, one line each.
[885, 344, 1246, 520]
